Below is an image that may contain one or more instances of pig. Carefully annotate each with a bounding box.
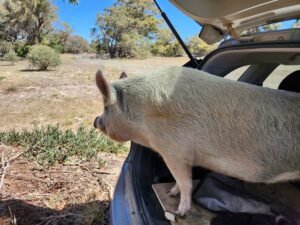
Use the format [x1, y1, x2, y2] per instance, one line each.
[93, 66, 300, 216]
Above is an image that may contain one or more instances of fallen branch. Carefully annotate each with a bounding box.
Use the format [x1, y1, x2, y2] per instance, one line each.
[0, 152, 10, 190]
[94, 169, 116, 175]
[8, 150, 27, 163]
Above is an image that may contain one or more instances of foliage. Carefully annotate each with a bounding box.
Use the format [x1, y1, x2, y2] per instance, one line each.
[64, 35, 90, 54]
[27, 45, 60, 70]
[119, 33, 152, 59]
[292, 19, 300, 28]
[65, 0, 79, 4]
[92, 0, 160, 58]
[0, 40, 13, 56]
[3, 49, 19, 65]
[240, 23, 282, 36]
[13, 41, 31, 57]
[151, 28, 183, 57]
[46, 22, 73, 53]
[0, 125, 127, 168]
[0, 0, 56, 44]
[186, 36, 217, 57]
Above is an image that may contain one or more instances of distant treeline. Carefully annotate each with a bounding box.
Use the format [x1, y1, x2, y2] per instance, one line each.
[0, 0, 216, 59]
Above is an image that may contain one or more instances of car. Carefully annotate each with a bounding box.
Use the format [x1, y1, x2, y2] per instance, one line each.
[110, 1, 300, 224]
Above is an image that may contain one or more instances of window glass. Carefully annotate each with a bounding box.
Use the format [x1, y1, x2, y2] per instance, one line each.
[224, 66, 250, 81]
[263, 65, 300, 89]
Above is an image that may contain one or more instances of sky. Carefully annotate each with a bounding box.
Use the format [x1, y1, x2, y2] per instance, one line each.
[53, 0, 201, 43]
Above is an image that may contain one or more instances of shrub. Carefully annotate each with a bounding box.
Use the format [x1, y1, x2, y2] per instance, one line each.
[14, 43, 31, 58]
[4, 49, 19, 65]
[5, 85, 17, 93]
[0, 125, 127, 168]
[0, 41, 13, 56]
[27, 45, 61, 70]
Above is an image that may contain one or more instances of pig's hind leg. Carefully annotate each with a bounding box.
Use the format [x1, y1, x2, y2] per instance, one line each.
[163, 155, 193, 216]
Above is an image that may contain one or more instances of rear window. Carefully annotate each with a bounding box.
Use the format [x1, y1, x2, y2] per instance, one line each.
[224, 64, 300, 89]
[224, 66, 249, 81]
[263, 65, 300, 89]
[240, 19, 299, 36]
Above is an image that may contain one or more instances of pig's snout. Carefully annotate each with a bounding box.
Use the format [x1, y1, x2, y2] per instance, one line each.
[94, 117, 100, 128]
[94, 116, 106, 134]
[94, 116, 105, 133]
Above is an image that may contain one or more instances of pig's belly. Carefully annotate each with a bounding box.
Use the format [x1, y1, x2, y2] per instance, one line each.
[193, 154, 264, 182]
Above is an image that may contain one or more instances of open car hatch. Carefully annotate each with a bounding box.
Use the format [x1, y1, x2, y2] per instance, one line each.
[170, 0, 300, 43]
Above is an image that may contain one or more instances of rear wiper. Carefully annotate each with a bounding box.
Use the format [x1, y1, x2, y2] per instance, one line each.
[153, 0, 200, 68]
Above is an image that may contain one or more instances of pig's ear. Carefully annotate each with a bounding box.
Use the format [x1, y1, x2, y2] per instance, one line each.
[119, 71, 127, 79]
[96, 70, 116, 105]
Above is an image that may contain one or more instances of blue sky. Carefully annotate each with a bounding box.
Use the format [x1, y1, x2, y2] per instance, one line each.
[53, 0, 201, 43]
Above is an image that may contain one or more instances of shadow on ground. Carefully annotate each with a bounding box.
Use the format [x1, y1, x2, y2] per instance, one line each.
[0, 199, 110, 225]
[19, 69, 55, 72]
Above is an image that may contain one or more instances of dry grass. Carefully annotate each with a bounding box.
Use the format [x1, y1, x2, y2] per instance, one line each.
[0, 55, 188, 131]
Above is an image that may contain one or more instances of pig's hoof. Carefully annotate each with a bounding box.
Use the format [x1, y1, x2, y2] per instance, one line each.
[167, 184, 180, 197]
[175, 202, 190, 217]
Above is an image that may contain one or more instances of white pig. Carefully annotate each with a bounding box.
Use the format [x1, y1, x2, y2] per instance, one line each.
[94, 67, 300, 216]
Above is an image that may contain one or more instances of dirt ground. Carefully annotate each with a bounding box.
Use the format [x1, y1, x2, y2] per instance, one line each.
[0, 144, 126, 225]
[0, 55, 299, 225]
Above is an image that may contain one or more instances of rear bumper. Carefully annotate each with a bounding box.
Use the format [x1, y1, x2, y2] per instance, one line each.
[109, 144, 146, 225]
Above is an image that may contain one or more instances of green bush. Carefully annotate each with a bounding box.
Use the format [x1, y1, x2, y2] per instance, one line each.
[4, 49, 19, 65]
[27, 45, 61, 70]
[15, 44, 31, 58]
[0, 125, 127, 168]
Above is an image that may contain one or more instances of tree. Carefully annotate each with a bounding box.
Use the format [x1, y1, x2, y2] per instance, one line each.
[186, 36, 216, 57]
[0, 0, 25, 42]
[0, 0, 56, 44]
[64, 35, 90, 54]
[47, 22, 73, 52]
[151, 28, 183, 56]
[92, 0, 160, 58]
[261, 23, 281, 32]
[65, 0, 79, 4]
[240, 23, 281, 36]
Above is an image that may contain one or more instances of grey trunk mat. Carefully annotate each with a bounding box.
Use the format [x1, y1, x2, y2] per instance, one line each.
[152, 181, 300, 225]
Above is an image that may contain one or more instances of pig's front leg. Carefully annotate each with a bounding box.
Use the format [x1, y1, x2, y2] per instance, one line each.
[168, 183, 180, 197]
[163, 156, 192, 216]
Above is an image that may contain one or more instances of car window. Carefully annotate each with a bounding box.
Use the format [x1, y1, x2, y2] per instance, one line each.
[240, 19, 299, 36]
[263, 65, 300, 89]
[224, 65, 250, 81]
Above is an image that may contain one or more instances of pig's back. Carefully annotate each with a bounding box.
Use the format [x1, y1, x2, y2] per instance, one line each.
[140, 67, 300, 180]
